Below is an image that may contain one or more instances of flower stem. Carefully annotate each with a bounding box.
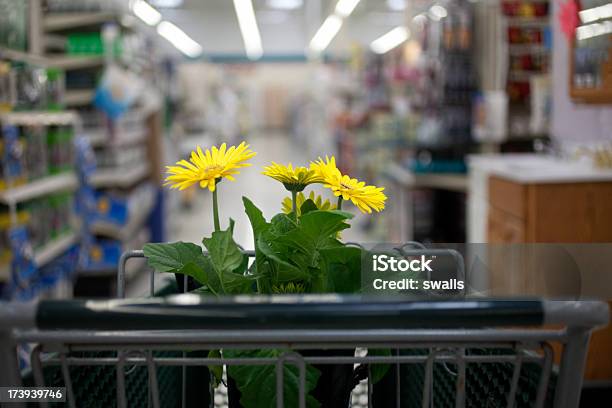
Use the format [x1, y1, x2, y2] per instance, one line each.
[337, 196, 343, 210]
[212, 185, 221, 232]
[291, 190, 298, 221]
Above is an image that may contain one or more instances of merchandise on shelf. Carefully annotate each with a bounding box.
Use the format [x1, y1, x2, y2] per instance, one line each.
[2, 62, 66, 111]
[0, 124, 25, 188]
[46, 0, 106, 12]
[502, 0, 551, 136]
[84, 238, 122, 271]
[0, 61, 14, 110]
[92, 182, 156, 226]
[22, 125, 48, 180]
[0, 0, 28, 51]
[0, 122, 74, 189]
[47, 125, 75, 174]
[0, 209, 29, 267]
[22, 193, 74, 249]
[94, 145, 146, 168]
[501, 0, 549, 17]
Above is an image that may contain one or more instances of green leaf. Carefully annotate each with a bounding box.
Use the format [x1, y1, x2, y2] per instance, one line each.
[243, 196, 269, 237]
[243, 197, 273, 292]
[208, 350, 223, 387]
[143, 242, 204, 273]
[320, 246, 362, 293]
[368, 349, 391, 384]
[202, 228, 254, 294]
[299, 199, 318, 216]
[225, 349, 321, 408]
[257, 236, 311, 282]
[270, 213, 297, 235]
[143, 242, 215, 287]
[298, 210, 353, 246]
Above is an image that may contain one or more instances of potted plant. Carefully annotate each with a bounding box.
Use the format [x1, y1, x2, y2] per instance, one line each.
[142, 142, 387, 407]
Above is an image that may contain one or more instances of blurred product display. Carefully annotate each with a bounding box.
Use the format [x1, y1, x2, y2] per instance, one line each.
[0, 0, 168, 300]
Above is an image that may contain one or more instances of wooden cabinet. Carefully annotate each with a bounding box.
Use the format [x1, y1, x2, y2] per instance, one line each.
[487, 176, 612, 380]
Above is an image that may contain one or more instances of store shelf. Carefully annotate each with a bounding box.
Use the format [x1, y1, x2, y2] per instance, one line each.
[0, 173, 78, 205]
[0, 231, 78, 281]
[87, 126, 148, 148]
[0, 110, 78, 126]
[508, 44, 549, 55]
[77, 256, 145, 279]
[0, 47, 48, 65]
[44, 11, 119, 32]
[65, 89, 95, 106]
[113, 126, 147, 146]
[0, 46, 104, 70]
[47, 55, 104, 70]
[89, 163, 150, 188]
[508, 70, 548, 81]
[83, 127, 107, 147]
[505, 17, 549, 28]
[384, 163, 468, 192]
[35, 231, 79, 267]
[90, 199, 154, 241]
[415, 173, 468, 192]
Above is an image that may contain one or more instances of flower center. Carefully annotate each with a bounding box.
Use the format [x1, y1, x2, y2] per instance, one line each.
[202, 164, 223, 176]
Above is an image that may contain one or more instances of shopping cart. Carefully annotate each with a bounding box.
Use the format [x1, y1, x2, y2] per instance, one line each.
[0, 250, 608, 408]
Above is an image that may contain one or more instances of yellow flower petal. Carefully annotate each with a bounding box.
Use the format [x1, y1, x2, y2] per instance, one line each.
[310, 155, 387, 214]
[164, 142, 256, 191]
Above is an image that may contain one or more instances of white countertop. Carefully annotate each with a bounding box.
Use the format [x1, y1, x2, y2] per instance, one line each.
[468, 153, 612, 184]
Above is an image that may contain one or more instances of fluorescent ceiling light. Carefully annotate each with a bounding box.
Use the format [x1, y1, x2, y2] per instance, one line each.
[157, 21, 202, 57]
[267, 0, 303, 10]
[387, 0, 406, 11]
[310, 15, 343, 53]
[131, 0, 162, 26]
[429, 5, 448, 20]
[149, 0, 183, 8]
[579, 3, 612, 24]
[576, 21, 612, 40]
[233, 0, 264, 60]
[371, 26, 410, 54]
[335, 0, 361, 18]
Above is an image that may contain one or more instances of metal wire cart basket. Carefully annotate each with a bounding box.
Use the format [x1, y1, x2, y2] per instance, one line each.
[0, 250, 609, 408]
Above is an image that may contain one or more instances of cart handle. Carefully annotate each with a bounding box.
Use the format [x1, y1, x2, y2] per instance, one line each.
[0, 298, 607, 331]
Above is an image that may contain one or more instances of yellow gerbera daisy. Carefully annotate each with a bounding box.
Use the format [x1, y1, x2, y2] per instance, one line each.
[311, 156, 387, 214]
[281, 191, 336, 216]
[262, 162, 323, 192]
[164, 142, 256, 192]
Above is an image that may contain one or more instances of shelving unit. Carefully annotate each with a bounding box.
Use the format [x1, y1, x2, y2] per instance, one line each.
[502, 1, 552, 138]
[0, 173, 78, 205]
[0, 230, 78, 279]
[43, 11, 120, 32]
[1, 1, 165, 299]
[90, 198, 154, 241]
[0, 107, 80, 293]
[0, 110, 78, 125]
[90, 163, 150, 188]
[64, 89, 94, 106]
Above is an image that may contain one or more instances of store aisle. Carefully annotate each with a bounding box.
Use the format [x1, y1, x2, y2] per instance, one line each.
[169, 132, 370, 248]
